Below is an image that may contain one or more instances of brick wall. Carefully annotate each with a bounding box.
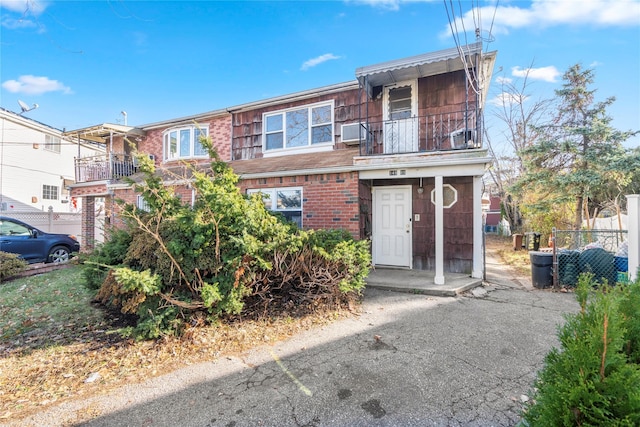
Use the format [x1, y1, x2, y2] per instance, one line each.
[239, 172, 361, 239]
[142, 114, 232, 164]
[70, 183, 109, 198]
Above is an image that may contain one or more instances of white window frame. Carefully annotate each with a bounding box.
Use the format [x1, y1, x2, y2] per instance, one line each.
[44, 134, 61, 153]
[247, 187, 303, 227]
[431, 184, 458, 208]
[262, 100, 334, 157]
[43, 184, 59, 200]
[136, 195, 150, 212]
[162, 125, 209, 162]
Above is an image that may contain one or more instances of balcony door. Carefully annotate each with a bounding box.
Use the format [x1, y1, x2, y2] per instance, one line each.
[383, 80, 418, 154]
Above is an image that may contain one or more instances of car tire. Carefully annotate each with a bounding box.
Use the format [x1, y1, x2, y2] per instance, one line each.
[48, 245, 70, 263]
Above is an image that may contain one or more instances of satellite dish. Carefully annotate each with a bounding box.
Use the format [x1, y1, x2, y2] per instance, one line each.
[17, 100, 39, 114]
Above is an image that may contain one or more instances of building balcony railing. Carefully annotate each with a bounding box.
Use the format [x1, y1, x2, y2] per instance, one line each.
[357, 110, 481, 156]
[74, 153, 138, 183]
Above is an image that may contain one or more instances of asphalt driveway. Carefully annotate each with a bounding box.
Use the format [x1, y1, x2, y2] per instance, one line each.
[15, 277, 579, 427]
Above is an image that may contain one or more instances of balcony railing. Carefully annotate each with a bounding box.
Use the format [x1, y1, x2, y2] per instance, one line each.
[75, 153, 138, 183]
[358, 111, 480, 156]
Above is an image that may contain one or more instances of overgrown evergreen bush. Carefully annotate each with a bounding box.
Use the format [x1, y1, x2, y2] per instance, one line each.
[0, 251, 28, 281]
[522, 274, 640, 426]
[81, 227, 133, 290]
[83, 137, 371, 339]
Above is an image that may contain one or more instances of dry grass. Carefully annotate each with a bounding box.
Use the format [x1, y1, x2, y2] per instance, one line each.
[486, 234, 532, 276]
[0, 266, 355, 423]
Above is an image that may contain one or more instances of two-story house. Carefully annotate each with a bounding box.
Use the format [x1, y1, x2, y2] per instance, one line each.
[68, 43, 496, 285]
[0, 107, 105, 213]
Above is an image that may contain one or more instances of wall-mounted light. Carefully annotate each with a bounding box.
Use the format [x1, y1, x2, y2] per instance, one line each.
[417, 177, 424, 194]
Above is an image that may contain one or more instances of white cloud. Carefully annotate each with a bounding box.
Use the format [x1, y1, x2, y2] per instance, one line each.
[439, 0, 640, 39]
[0, 0, 48, 31]
[495, 76, 512, 85]
[1, 15, 36, 29]
[0, 0, 48, 15]
[348, 0, 437, 12]
[301, 53, 341, 71]
[2, 75, 72, 95]
[348, 0, 401, 11]
[511, 65, 561, 83]
[489, 91, 530, 107]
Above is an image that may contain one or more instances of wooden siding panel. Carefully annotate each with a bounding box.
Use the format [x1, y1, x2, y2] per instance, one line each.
[232, 88, 368, 160]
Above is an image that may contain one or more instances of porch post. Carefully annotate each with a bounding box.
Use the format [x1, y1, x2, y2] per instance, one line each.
[472, 176, 483, 279]
[435, 175, 445, 285]
[627, 194, 639, 282]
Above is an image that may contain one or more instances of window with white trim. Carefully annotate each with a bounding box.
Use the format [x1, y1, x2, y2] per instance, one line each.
[137, 195, 150, 212]
[163, 125, 209, 161]
[263, 101, 333, 154]
[43, 184, 59, 200]
[247, 187, 302, 228]
[44, 135, 61, 153]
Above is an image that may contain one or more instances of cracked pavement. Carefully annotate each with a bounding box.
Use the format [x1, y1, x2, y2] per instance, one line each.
[13, 276, 580, 427]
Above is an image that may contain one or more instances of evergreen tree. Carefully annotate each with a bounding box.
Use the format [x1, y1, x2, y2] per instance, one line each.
[514, 64, 637, 230]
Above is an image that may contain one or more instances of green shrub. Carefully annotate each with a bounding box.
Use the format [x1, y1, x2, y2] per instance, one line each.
[522, 274, 640, 426]
[0, 251, 28, 281]
[80, 227, 132, 290]
[89, 138, 371, 339]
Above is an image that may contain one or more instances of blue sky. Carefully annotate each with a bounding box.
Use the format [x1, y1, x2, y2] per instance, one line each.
[1, 0, 639, 148]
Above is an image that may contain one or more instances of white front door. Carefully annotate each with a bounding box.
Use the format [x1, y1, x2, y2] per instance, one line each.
[383, 80, 418, 154]
[372, 186, 412, 267]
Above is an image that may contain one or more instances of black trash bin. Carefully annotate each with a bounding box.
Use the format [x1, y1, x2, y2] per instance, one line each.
[530, 251, 553, 288]
[525, 232, 541, 251]
[579, 248, 617, 285]
[558, 250, 580, 286]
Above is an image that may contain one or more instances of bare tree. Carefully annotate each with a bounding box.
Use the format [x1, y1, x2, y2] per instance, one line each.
[485, 64, 553, 233]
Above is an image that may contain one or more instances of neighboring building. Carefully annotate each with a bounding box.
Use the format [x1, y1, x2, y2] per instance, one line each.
[0, 107, 105, 214]
[484, 194, 502, 233]
[68, 43, 496, 284]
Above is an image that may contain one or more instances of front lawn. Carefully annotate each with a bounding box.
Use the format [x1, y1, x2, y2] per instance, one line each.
[0, 266, 349, 423]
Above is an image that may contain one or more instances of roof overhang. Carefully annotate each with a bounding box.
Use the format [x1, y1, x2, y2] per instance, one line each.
[356, 42, 495, 101]
[62, 123, 145, 144]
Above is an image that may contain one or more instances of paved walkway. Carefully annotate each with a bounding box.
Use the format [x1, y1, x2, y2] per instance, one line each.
[10, 247, 579, 427]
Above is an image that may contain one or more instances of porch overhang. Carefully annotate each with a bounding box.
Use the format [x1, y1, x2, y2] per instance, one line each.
[355, 42, 496, 103]
[357, 156, 492, 179]
[63, 123, 145, 144]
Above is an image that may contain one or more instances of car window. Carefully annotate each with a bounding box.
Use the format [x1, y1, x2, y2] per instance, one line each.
[0, 220, 30, 236]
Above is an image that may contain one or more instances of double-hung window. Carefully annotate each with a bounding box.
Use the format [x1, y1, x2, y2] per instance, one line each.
[163, 125, 209, 161]
[44, 135, 61, 153]
[263, 101, 334, 155]
[247, 187, 302, 228]
[43, 184, 58, 200]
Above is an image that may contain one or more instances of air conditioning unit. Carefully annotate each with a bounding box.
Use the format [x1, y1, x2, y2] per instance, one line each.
[449, 129, 477, 149]
[133, 154, 155, 166]
[341, 123, 367, 145]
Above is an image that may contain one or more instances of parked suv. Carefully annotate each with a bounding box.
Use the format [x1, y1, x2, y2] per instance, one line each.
[0, 216, 80, 263]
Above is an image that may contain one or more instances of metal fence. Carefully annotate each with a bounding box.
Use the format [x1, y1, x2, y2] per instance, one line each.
[552, 228, 629, 287]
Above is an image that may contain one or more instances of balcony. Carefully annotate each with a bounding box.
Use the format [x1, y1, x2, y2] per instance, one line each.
[357, 111, 480, 156]
[75, 153, 138, 183]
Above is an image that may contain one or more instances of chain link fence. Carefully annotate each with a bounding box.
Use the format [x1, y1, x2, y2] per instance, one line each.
[552, 228, 628, 287]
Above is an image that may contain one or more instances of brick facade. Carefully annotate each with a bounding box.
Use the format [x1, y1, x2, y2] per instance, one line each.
[238, 172, 361, 239]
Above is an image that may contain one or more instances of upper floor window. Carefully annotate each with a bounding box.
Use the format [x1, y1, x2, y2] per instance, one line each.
[163, 125, 208, 161]
[263, 101, 334, 155]
[43, 184, 58, 200]
[44, 135, 61, 153]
